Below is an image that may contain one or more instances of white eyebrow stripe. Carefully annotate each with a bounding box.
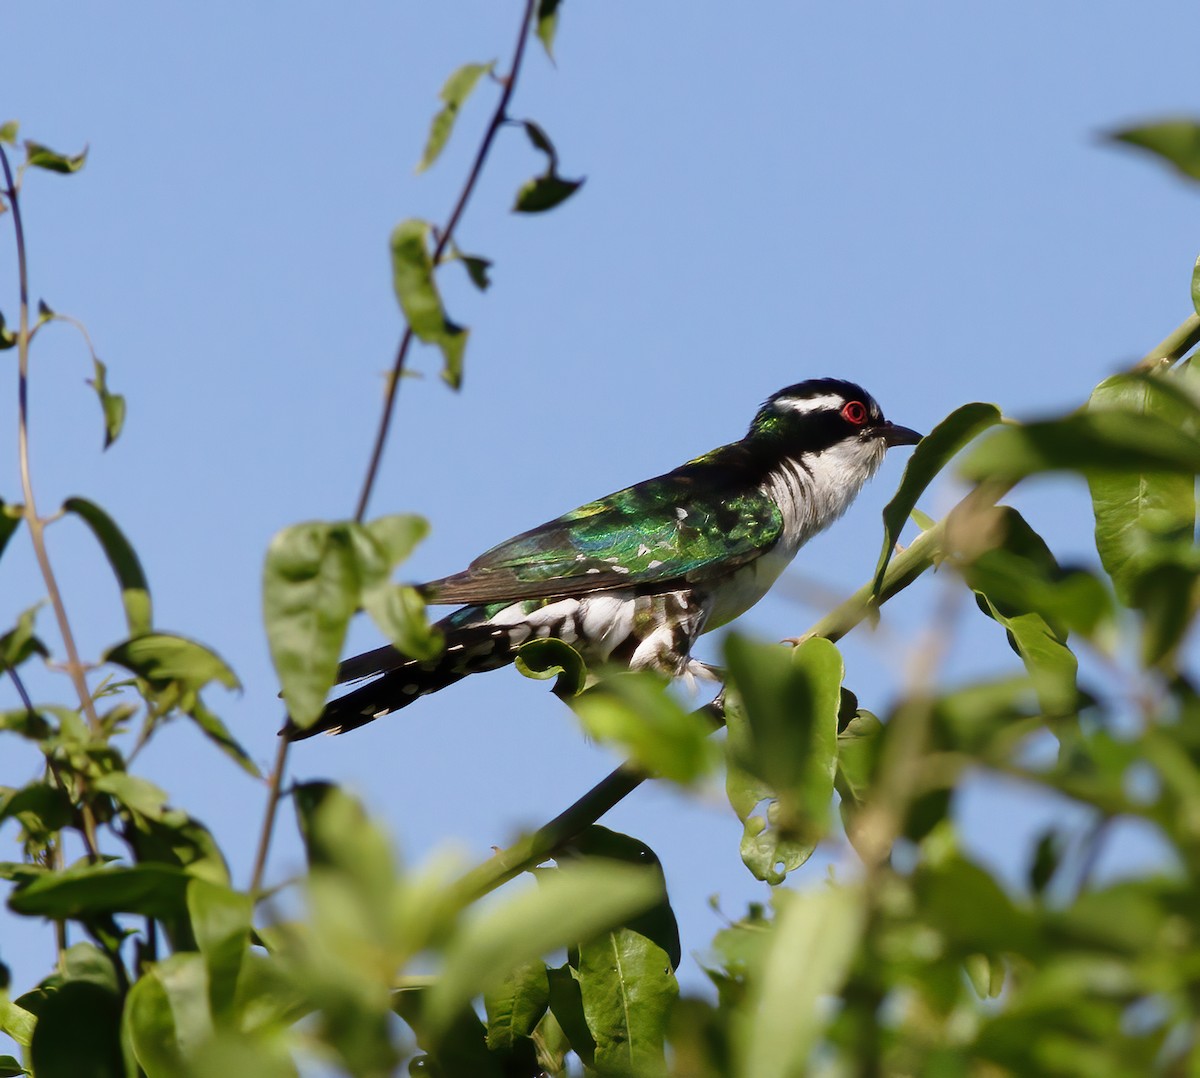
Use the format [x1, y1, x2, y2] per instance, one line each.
[776, 393, 847, 414]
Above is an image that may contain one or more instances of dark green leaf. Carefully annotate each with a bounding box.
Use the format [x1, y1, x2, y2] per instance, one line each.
[0, 782, 71, 832]
[394, 988, 503, 1078]
[30, 981, 126, 1078]
[515, 637, 587, 698]
[63, 497, 151, 636]
[125, 810, 230, 888]
[124, 953, 212, 1078]
[0, 1055, 23, 1077]
[0, 500, 21, 567]
[569, 672, 717, 783]
[86, 357, 125, 449]
[1110, 119, 1200, 182]
[914, 854, 1038, 956]
[536, 0, 563, 57]
[424, 861, 660, 1037]
[24, 140, 87, 174]
[8, 862, 191, 920]
[0, 312, 14, 350]
[960, 409, 1200, 482]
[484, 962, 549, 1052]
[874, 402, 1002, 595]
[104, 633, 239, 696]
[723, 636, 842, 883]
[389, 218, 469, 389]
[562, 827, 681, 969]
[461, 253, 492, 291]
[513, 174, 583, 213]
[1086, 372, 1198, 606]
[417, 62, 495, 173]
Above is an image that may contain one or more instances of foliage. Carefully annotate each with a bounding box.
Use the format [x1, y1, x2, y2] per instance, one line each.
[4, 13, 1200, 1078]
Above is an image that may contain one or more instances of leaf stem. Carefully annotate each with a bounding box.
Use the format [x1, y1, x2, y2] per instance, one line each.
[1, 146, 101, 736]
[352, 0, 538, 523]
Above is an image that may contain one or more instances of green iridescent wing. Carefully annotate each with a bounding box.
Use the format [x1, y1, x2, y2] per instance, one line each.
[422, 450, 783, 604]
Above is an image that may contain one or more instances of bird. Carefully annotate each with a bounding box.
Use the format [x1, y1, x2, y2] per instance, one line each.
[285, 378, 921, 740]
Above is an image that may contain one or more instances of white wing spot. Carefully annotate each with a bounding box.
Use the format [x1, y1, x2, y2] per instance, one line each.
[675, 507, 688, 520]
[637, 544, 651, 557]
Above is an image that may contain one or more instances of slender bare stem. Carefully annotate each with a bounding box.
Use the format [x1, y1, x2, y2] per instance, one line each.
[251, 0, 541, 897]
[1136, 312, 1200, 371]
[0, 147, 102, 734]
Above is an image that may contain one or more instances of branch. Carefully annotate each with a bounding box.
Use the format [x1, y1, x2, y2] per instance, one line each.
[0, 146, 101, 735]
[353, 0, 539, 524]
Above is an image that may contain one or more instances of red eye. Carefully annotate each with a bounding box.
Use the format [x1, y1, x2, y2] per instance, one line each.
[841, 400, 868, 425]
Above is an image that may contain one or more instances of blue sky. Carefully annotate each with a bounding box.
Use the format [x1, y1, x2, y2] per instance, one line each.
[3, 2, 1199, 1002]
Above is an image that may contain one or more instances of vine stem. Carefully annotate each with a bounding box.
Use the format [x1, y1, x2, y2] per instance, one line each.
[250, 0, 540, 898]
[1, 147, 101, 736]
[353, 0, 538, 524]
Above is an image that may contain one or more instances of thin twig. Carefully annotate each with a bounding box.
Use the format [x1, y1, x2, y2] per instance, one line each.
[0, 146, 102, 734]
[251, 0, 541, 897]
[353, 0, 538, 524]
[1135, 312, 1200, 371]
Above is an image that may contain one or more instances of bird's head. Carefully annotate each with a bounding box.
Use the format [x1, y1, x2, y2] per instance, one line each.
[751, 378, 921, 450]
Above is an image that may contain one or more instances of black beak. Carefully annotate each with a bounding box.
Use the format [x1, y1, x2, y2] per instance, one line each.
[877, 421, 922, 447]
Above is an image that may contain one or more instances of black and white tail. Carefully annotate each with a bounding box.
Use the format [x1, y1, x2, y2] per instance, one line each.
[281, 618, 521, 740]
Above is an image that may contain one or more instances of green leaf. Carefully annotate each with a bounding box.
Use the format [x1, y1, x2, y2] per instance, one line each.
[363, 512, 429, 567]
[484, 962, 550, 1052]
[0, 782, 72, 832]
[0, 1055, 24, 1077]
[1193, 254, 1200, 317]
[187, 879, 252, 1024]
[0, 603, 48, 672]
[30, 981, 127, 1078]
[63, 497, 152, 636]
[93, 772, 170, 820]
[1110, 119, 1200, 182]
[874, 402, 1002, 595]
[389, 218, 469, 389]
[425, 860, 661, 1037]
[738, 886, 865, 1078]
[0, 500, 21, 567]
[1086, 372, 1199, 606]
[0, 313, 14, 350]
[262, 521, 364, 730]
[536, 0, 563, 57]
[569, 672, 717, 783]
[24, 140, 87, 174]
[0, 122, 18, 145]
[394, 989, 503, 1078]
[104, 633, 239, 696]
[546, 965, 596, 1066]
[8, 862, 192, 920]
[515, 637, 587, 697]
[960, 409, 1200, 482]
[577, 925, 677, 1076]
[0, 992, 35, 1047]
[417, 62, 495, 173]
[124, 953, 213, 1078]
[360, 584, 441, 663]
[86, 357, 126, 449]
[724, 636, 843, 883]
[184, 698, 260, 778]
